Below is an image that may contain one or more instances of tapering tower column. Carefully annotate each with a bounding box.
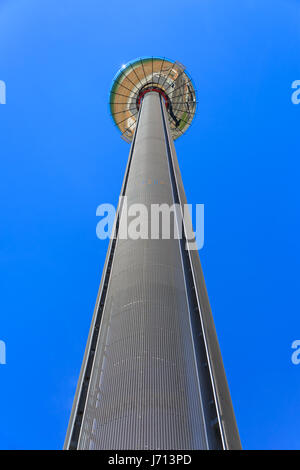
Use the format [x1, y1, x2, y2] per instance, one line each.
[64, 58, 241, 450]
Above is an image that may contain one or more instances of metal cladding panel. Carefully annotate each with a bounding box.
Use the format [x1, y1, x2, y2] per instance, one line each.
[165, 116, 242, 450]
[77, 93, 209, 450]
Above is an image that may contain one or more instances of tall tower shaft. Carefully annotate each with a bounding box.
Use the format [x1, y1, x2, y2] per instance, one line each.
[64, 58, 241, 450]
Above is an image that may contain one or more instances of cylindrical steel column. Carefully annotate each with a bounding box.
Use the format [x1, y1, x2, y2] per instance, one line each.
[65, 57, 242, 451]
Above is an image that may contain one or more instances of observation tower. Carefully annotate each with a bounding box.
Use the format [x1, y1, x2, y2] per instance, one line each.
[64, 57, 241, 450]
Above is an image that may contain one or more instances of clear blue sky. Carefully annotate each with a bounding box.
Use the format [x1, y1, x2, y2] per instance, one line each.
[0, 0, 299, 450]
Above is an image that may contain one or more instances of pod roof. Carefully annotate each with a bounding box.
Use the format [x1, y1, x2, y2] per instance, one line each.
[110, 57, 197, 142]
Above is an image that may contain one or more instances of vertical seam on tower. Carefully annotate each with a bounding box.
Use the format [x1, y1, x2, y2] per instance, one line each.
[159, 95, 209, 449]
[66, 107, 142, 450]
[159, 95, 225, 450]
